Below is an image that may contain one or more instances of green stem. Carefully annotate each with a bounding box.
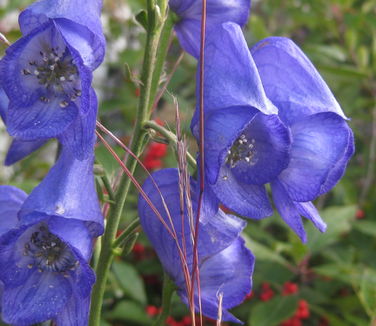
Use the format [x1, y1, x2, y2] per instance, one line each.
[88, 1, 169, 325]
[143, 120, 197, 169]
[152, 274, 176, 326]
[112, 217, 140, 249]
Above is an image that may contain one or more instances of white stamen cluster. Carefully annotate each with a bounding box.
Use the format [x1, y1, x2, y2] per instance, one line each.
[226, 134, 258, 168]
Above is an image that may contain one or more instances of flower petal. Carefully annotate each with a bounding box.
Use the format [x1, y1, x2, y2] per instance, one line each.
[173, 0, 251, 58]
[201, 106, 258, 184]
[19, 0, 105, 70]
[178, 237, 254, 323]
[48, 217, 93, 260]
[212, 164, 272, 219]
[251, 37, 347, 125]
[0, 86, 9, 123]
[191, 22, 277, 128]
[2, 270, 71, 325]
[58, 88, 98, 160]
[318, 127, 354, 195]
[0, 186, 27, 236]
[278, 112, 352, 202]
[5, 138, 48, 166]
[138, 168, 246, 280]
[296, 201, 326, 232]
[19, 144, 104, 237]
[271, 179, 306, 242]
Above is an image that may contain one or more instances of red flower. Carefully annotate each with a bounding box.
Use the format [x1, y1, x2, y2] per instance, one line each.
[142, 142, 168, 171]
[282, 282, 299, 296]
[260, 282, 275, 301]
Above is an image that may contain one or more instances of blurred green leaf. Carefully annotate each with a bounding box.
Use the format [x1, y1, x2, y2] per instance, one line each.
[248, 296, 298, 326]
[105, 300, 151, 325]
[353, 221, 376, 237]
[112, 261, 147, 305]
[359, 269, 376, 318]
[306, 205, 356, 253]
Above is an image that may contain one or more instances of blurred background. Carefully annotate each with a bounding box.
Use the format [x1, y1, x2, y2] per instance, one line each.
[0, 0, 375, 325]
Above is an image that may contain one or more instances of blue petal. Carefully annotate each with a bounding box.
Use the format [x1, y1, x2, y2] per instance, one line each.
[138, 168, 246, 282]
[178, 237, 254, 323]
[212, 164, 272, 219]
[58, 88, 98, 160]
[0, 22, 83, 140]
[0, 87, 9, 123]
[228, 113, 291, 185]
[0, 227, 34, 287]
[2, 269, 71, 325]
[54, 291, 90, 326]
[318, 127, 354, 195]
[5, 138, 48, 166]
[191, 23, 277, 128]
[296, 201, 326, 232]
[172, 0, 251, 58]
[19, 0, 105, 70]
[48, 217, 93, 261]
[0, 186, 27, 236]
[19, 144, 103, 237]
[271, 179, 307, 242]
[278, 112, 352, 202]
[200, 106, 258, 184]
[251, 37, 348, 126]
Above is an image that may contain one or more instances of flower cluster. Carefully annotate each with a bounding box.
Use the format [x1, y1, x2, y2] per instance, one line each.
[137, 0, 353, 323]
[0, 0, 105, 324]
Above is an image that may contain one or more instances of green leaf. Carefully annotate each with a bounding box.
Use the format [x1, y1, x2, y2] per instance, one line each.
[359, 269, 376, 318]
[353, 221, 376, 237]
[112, 261, 147, 305]
[306, 205, 356, 253]
[248, 296, 298, 326]
[105, 301, 151, 325]
[244, 235, 291, 268]
[135, 10, 148, 30]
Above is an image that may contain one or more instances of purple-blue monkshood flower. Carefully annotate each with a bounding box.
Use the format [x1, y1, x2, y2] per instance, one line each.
[18, 143, 104, 237]
[192, 23, 354, 241]
[0, 185, 96, 326]
[169, 0, 251, 58]
[0, 0, 105, 161]
[138, 168, 254, 323]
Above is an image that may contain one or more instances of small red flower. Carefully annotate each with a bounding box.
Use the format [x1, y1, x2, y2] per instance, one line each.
[260, 282, 275, 301]
[296, 300, 310, 319]
[145, 305, 159, 317]
[356, 209, 365, 219]
[281, 316, 302, 326]
[142, 142, 168, 171]
[282, 282, 299, 296]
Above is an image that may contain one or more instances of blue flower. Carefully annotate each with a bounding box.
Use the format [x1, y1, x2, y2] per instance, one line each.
[193, 23, 354, 241]
[138, 168, 254, 323]
[0, 151, 102, 324]
[170, 0, 251, 58]
[0, 0, 105, 160]
[19, 143, 104, 237]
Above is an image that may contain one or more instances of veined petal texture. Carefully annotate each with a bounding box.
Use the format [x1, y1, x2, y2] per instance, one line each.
[18, 144, 104, 237]
[251, 37, 347, 126]
[138, 168, 254, 322]
[171, 0, 251, 58]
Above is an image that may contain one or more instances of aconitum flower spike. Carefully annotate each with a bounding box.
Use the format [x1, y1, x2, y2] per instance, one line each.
[138, 169, 254, 323]
[19, 143, 104, 237]
[170, 0, 251, 58]
[0, 185, 96, 325]
[0, 0, 105, 160]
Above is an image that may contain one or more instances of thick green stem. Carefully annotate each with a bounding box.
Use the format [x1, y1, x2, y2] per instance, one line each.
[143, 120, 197, 169]
[88, 1, 169, 325]
[152, 274, 176, 326]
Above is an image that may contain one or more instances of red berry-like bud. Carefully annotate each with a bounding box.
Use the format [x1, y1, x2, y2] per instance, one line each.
[282, 282, 299, 295]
